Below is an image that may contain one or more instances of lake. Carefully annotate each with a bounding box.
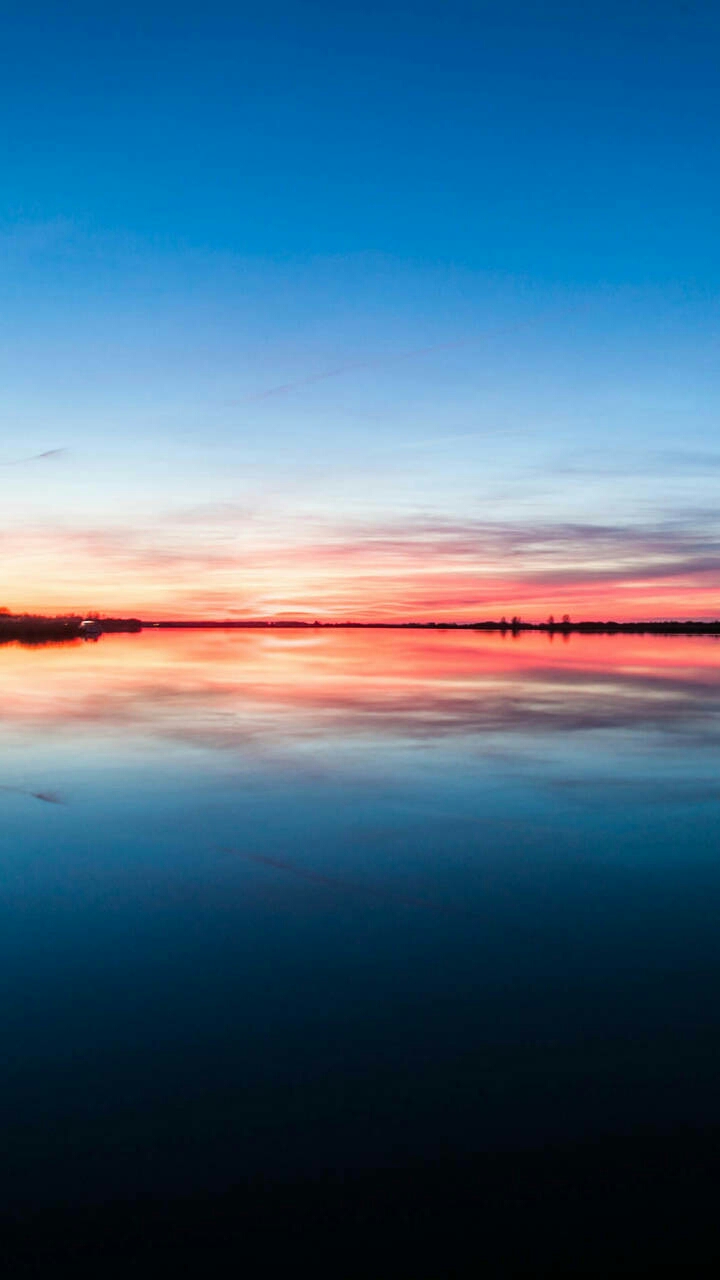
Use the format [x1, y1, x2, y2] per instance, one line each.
[2, 627, 720, 1208]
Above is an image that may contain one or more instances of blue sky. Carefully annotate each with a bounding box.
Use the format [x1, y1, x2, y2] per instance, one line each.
[2, 0, 719, 618]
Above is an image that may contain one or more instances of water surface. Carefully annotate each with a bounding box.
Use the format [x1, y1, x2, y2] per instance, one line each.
[2, 628, 719, 1204]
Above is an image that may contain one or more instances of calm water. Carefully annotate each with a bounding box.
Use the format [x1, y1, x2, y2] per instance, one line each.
[1, 628, 720, 1205]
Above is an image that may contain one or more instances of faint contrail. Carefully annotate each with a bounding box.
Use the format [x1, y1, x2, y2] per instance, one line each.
[0, 785, 65, 804]
[237, 360, 377, 404]
[230, 308, 567, 406]
[0, 448, 68, 467]
[224, 847, 473, 917]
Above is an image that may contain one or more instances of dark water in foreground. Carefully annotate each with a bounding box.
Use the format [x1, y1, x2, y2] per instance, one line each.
[1, 629, 719, 1207]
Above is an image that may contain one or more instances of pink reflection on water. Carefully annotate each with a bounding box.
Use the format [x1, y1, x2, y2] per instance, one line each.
[0, 629, 718, 751]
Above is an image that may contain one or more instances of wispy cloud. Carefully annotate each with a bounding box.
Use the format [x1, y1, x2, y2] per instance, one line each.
[0, 448, 68, 468]
[163, 502, 257, 526]
[550, 449, 720, 479]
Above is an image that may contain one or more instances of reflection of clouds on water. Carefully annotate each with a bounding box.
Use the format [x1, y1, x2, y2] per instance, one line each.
[0, 785, 64, 804]
[538, 776, 720, 807]
[3, 667, 720, 753]
[1, 632, 720, 767]
[227, 848, 475, 918]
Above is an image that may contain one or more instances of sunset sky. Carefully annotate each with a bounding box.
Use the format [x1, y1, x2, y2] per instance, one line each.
[2, 0, 719, 620]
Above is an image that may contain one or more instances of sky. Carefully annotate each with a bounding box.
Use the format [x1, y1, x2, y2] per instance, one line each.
[1, 0, 719, 620]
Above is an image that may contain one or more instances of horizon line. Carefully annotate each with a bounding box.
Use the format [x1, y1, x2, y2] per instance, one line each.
[4, 611, 720, 629]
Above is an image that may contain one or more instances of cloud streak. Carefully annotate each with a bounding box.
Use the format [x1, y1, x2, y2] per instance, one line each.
[226, 849, 474, 917]
[231, 308, 565, 406]
[0, 785, 64, 804]
[0, 448, 68, 468]
[3, 510, 719, 621]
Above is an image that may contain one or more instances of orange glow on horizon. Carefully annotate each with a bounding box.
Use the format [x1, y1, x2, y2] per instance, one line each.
[3, 522, 718, 623]
[6, 573, 720, 625]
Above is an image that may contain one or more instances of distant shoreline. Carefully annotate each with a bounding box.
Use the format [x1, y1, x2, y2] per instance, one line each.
[3, 615, 720, 643]
[143, 619, 720, 635]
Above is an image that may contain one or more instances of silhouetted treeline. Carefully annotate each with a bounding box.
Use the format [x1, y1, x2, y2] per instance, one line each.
[3, 614, 719, 643]
[91, 617, 143, 633]
[147, 618, 720, 635]
[535, 619, 720, 635]
[0, 614, 142, 644]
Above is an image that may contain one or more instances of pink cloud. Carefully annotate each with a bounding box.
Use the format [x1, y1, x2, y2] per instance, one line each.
[3, 514, 719, 621]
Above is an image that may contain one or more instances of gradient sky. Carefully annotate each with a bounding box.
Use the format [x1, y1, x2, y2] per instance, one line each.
[2, 0, 719, 619]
